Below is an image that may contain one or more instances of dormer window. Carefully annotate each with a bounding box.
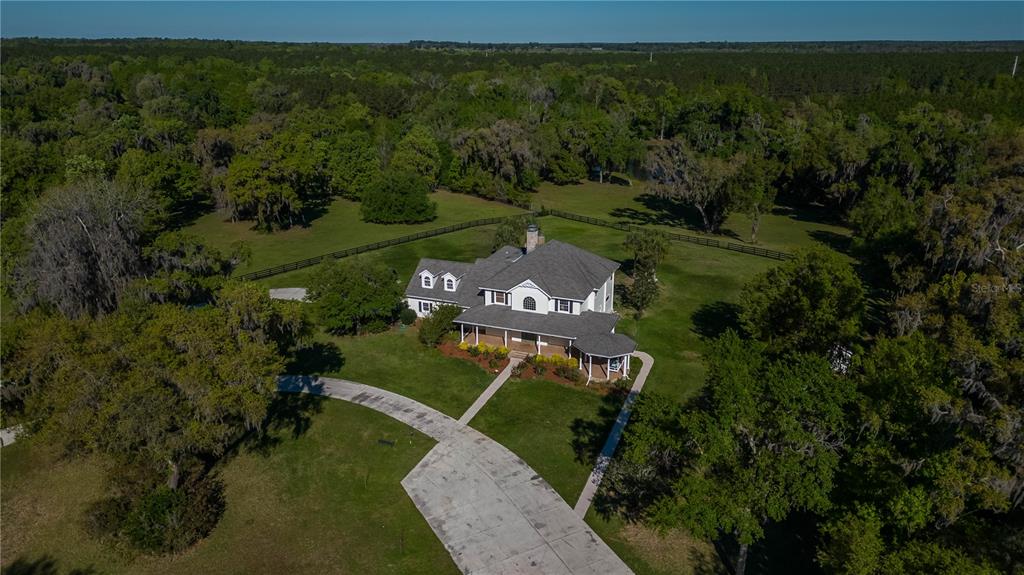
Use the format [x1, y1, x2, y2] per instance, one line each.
[421, 273, 433, 288]
[444, 278, 455, 291]
[557, 300, 571, 313]
[523, 296, 537, 311]
[493, 291, 507, 305]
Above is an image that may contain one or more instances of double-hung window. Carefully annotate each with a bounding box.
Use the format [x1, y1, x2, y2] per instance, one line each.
[557, 300, 571, 313]
[421, 275, 433, 288]
[493, 291, 507, 305]
[419, 301, 434, 313]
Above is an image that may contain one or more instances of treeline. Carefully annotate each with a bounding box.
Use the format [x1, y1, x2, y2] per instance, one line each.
[410, 40, 1024, 53]
[2, 39, 1022, 232]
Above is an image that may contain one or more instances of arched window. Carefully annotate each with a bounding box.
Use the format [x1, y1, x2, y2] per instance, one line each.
[523, 296, 536, 311]
[445, 278, 455, 291]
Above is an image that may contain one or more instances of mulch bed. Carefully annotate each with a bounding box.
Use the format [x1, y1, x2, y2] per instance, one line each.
[437, 341, 510, 375]
[511, 362, 623, 396]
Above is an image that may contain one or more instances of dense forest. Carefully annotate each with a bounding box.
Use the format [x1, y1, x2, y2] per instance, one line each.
[1, 40, 1021, 572]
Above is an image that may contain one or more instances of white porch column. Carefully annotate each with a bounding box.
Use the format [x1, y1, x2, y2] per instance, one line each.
[460, 324, 464, 342]
[578, 350, 582, 369]
[504, 329, 508, 347]
[475, 325, 479, 345]
[536, 335, 542, 354]
[587, 354, 593, 384]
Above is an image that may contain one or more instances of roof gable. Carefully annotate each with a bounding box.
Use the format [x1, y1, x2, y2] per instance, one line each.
[481, 240, 619, 300]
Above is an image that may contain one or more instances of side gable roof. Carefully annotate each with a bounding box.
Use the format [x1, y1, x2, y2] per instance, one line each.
[405, 247, 523, 307]
[480, 240, 619, 300]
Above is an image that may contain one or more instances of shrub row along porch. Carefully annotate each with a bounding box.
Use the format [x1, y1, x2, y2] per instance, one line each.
[456, 323, 635, 382]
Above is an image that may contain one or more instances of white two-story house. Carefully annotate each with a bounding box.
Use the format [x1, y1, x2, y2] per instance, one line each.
[404, 224, 636, 381]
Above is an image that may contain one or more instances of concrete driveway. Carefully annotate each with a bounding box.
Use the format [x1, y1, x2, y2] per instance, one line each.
[279, 376, 633, 575]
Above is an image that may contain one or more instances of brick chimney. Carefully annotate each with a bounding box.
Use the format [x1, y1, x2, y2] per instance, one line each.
[526, 223, 540, 253]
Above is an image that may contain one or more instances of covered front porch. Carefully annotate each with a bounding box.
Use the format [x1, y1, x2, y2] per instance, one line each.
[458, 324, 570, 358]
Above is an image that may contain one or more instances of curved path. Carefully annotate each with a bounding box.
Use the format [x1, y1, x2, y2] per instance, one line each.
[279, 375, 633, 575]
[573, 351, 654, 517]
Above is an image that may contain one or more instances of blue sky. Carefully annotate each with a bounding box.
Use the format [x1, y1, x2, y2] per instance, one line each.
[2, 2, 1022, 43]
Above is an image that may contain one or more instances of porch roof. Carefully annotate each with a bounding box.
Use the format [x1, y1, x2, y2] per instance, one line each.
[573, 333, 636, 358]
[454, 305, 619, 341]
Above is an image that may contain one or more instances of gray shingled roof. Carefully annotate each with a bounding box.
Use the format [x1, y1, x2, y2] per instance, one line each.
[404, 246, 523, 307]
[573, 333, 637, 357]
[454, 305, 619, 340]
[479, 240, 619, 300]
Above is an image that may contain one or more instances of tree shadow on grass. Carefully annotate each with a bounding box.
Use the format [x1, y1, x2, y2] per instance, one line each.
[691, 301, 744, 340]
[286, 341, 346, 376]
[223, 375, 328, 458]
[809, 230, 854, 256]
[569, 388, 630, 467]
[2, 556, 96, 575]
[771, 203, 846, 227]
[610, 194, 705, 230]
[610, 194, 742, 240]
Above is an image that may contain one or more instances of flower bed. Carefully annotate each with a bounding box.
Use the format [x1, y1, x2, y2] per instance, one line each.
[512, 354, 625, 395]
[437, 341, 510, 374]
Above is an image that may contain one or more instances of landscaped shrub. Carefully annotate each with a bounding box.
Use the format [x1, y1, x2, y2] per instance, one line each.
[399, 307, 417, 326]
[418, 304, 462, 347]
[511, 361, 526, 377]
[495, 346, 509, 360]
[554, 364, 582, 383]
[467, 345, 481, 357]
[488, 358, 500, 369]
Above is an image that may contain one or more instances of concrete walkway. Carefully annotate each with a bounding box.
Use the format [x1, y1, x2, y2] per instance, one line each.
[458, 358, 521, 425]
[573, 351, 654, 518]
[278, 375, 633, 575]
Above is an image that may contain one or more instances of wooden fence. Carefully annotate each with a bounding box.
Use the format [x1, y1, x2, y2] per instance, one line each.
[540, 209, 792, 261]
[235, 214, 533, 281]
[237, 209, 791, 281]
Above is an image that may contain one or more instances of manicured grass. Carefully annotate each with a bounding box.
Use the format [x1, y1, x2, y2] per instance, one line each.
[529, 180, 851, 254]
[470, 378, 622, 502]
[1, 399, 457, 575]
[299, 327, 495, 419]
[185, 190, 525, 275]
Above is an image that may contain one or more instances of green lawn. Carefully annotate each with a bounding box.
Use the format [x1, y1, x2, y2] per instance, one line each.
[185, 190, 525, 275]
[296, 327, 495, 419]
[529, 180, 851, 254]
[470, 378, 621, 502]
[1, 399, 457, 575]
